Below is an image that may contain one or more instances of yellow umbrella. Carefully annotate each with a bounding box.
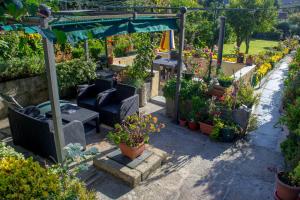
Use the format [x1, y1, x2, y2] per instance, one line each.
[159, 30, 175, 52]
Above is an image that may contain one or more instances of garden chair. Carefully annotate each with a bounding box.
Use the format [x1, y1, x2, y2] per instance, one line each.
[77, 79, 114, 111]
[96, 83, 139, 127]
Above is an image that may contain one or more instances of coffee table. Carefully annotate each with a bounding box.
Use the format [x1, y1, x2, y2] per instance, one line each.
[46, 104, 100, 134]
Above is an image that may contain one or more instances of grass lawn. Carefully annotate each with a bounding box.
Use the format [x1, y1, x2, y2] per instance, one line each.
[223, 39, 279, 55]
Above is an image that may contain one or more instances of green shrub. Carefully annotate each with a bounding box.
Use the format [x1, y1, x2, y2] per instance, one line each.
[72, 47, 84, 59]
[281, 137, 300, 168]
[0, 55, 44, 82]
[0, 157, 61, 199]
[113, 36, 131, 57]
[289, 163, 300, 187]
[88, 39, 104, 60]
[236, 83, 259, 108]
[281, 97, 300, 135]
[56, 59, 96, 90]
[0, 142, 23, 159]
[163, 78, 208, 100]
[0, 143, 96, 200]
[162, 78, 177, 99]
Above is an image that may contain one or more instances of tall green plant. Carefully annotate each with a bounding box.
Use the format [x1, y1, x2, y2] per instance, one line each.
[126, 34, 155, 83]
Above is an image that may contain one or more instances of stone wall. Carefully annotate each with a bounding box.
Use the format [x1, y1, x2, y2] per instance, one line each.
[0, 76, 49, 119]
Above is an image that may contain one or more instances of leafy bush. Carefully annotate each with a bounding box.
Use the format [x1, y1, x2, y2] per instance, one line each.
[236, 83, 259, 108]
[162, 78, 207, 100]
[0, 55, 44, 82]
[56, 59, 96, 90]
[113, 36, 131, 57]
[281, 97, 300, 135]
[126, 36, 155, 81]
[88, 39, 104, 61]
[163, 78, 177, 99]
[0, 142, 23, 159]
[72, 46, 84, 59]
[0, 157, 61, 199]
[0, 143, 97, 200]
[281, 137, 300, 169]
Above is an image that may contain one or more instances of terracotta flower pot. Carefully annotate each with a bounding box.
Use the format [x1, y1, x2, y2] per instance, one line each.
[179, 119, 187, 127]
[275, 172, 300, 200]
[199, 122, 214, 135]
[188, 121, 198, 130]
[119, 143, 145, 160]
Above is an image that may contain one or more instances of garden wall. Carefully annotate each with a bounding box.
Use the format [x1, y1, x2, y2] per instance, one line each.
[0, 76, 49, 119]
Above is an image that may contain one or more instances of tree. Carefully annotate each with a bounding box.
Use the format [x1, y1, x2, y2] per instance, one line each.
[226, 0, 277, 54]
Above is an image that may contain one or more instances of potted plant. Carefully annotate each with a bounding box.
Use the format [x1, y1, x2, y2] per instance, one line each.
[188, 111, 198, 130]
[108, 113, 165, 160]
[220, 123, 238, 142]
[209, 117, 224, 140]
[199, 113, 214, 135]
[246, 55, 254, 66]
[217, 73, 234, 88]
[237, 52, 244, 63]
[199, 98, 218, 135]
[275, 163, 300, 200]
[208, 84, 226, 98]
[179, 102, 188, 127]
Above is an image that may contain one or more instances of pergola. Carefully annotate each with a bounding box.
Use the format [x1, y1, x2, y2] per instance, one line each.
[1, 6, 187, 162]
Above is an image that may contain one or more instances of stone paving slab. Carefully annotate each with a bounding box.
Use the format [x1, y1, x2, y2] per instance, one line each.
[93, 146, 168, 188]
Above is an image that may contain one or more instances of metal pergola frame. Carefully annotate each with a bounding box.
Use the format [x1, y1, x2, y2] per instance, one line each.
[10, 6, 187, 163]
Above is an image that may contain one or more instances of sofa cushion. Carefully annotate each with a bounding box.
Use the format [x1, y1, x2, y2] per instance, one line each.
[78, 97, 96, 110]
[100, 104, 120, 114]
[22, 106, 41, 118]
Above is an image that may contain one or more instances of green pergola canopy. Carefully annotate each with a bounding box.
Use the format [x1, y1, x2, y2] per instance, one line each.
[1, 17, 179, 44]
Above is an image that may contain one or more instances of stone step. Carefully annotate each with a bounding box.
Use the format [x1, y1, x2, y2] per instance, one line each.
[150, 96, 166, 106]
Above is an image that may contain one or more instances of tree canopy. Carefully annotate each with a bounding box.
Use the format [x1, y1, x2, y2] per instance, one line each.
[226, 0, 277, 53]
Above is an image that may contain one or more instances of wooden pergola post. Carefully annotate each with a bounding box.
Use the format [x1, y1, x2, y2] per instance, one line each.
[216, 16, 226, 75]
[175, 7, 187, 122]
[41, 18, 65, 163]
[84, 40, 89, 61]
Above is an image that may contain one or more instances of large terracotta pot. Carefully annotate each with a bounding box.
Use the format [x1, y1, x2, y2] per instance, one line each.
[275, 172, 300, 200]
[119, 143, 145, 160]
[199, 122, 214, 135]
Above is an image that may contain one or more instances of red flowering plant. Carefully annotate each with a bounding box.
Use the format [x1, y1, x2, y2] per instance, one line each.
[108, 113, 165, 148]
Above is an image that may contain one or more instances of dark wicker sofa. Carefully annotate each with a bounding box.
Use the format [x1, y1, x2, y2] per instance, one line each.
[8, 106, 86, 162]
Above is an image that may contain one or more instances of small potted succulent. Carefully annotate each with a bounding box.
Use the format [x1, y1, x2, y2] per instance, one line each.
[108, 113, 165, 160]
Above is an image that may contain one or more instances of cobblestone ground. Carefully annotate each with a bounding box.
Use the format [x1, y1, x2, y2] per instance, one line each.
[91, 54, 293, 200]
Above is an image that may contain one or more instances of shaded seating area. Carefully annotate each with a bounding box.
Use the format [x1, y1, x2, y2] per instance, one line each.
[77, 80, 139, 126]
[77, 79, 114, 111]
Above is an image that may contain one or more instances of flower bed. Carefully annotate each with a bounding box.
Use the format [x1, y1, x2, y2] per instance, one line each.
[275, 46, 300, 200]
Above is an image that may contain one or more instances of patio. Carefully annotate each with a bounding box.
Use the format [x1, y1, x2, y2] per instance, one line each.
[0, 53, 292, 199]
[1, 2, 300, 199]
